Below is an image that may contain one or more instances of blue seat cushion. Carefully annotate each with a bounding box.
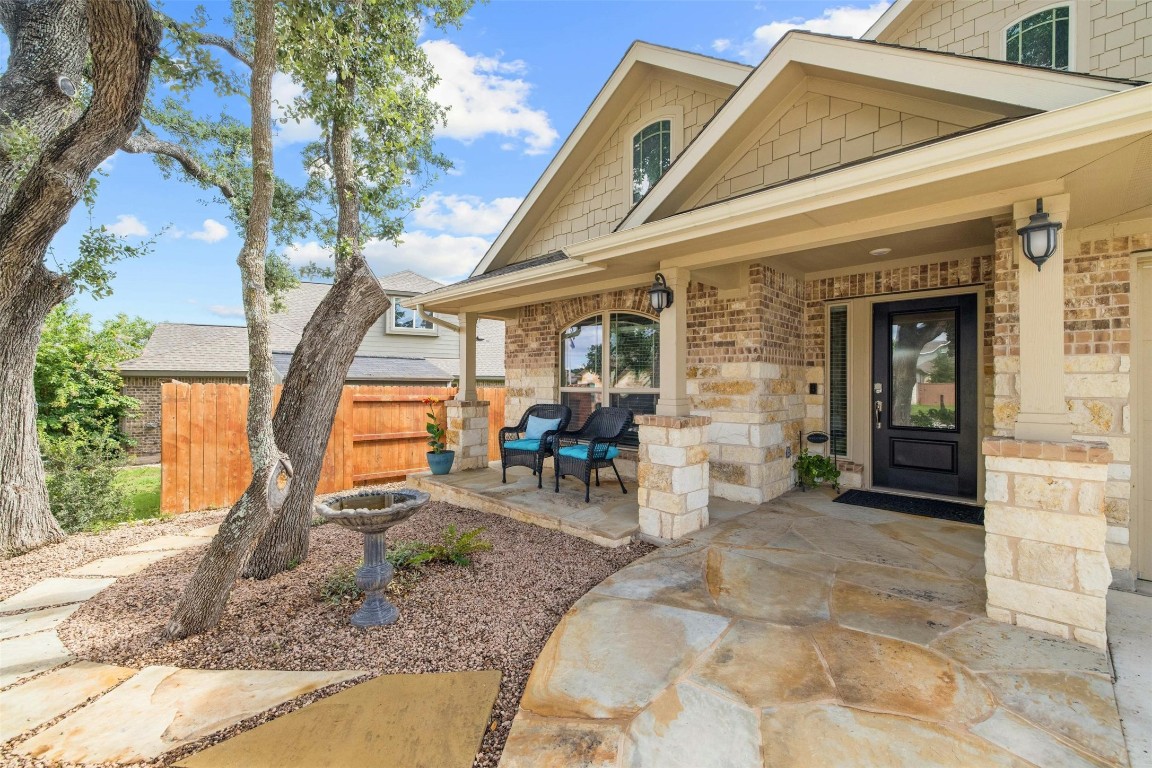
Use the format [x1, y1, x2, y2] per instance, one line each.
[503, 438, 543, 452]
[525, 415, 562, 440]
[558, 444, 620, 461]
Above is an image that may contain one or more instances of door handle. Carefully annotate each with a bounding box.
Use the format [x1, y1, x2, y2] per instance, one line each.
[874, 400, 883, 429]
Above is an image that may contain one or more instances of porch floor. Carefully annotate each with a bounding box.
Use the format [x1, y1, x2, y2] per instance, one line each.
[410, 463, 756, 548]
[499, 489, 1130, 768]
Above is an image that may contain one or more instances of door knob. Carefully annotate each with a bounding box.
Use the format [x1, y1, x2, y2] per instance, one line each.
[874, 400, 883, 429]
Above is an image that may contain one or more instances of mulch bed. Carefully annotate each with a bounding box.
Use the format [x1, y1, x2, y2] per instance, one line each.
[4, 495, 654, 768]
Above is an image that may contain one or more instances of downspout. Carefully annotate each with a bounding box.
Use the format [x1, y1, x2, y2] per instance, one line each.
[414, 304, 461, 333]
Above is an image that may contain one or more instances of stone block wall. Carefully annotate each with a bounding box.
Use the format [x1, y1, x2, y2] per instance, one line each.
[983, 438, 1113, 648]
[120, 374, 244, 458]
[636, 415, 711, 540]
[993, 225, 1145, 588]
[445, 400, 490, 471]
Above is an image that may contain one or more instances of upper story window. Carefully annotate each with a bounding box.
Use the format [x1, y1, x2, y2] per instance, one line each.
[1006, 6, 1071, 70]
[387, 299, 436, 335]
[632, 120, 672, 203]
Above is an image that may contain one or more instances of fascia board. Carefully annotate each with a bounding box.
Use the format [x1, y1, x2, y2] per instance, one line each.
[469, 42, 750, 279]
[582, 88, 1150, 261]
[620, 32, 1136, 231]
[417, 260, 602, 309]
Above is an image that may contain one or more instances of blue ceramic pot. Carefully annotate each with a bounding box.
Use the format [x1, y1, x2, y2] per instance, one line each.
[427, 450, 455, 475]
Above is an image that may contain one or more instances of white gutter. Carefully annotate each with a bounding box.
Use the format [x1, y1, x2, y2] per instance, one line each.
[415, 305, 460, 333]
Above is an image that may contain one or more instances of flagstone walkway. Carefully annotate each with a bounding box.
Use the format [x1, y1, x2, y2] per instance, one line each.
[499, 490, 1133, 768]
[0, 525, 361, 764]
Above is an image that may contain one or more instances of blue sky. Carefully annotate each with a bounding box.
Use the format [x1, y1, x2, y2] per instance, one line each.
[15, 0, 890, 326]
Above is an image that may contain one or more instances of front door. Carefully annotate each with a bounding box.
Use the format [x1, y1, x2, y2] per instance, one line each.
[871, 294, 978, 498]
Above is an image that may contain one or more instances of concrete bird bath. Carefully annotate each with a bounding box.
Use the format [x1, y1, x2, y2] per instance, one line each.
[314, 488, 430, 627]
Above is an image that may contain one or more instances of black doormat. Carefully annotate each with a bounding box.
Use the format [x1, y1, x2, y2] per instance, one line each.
[834, 489, 984, 526]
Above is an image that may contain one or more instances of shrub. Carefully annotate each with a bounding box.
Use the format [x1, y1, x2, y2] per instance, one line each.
[794, 448, 841, 491]
[319, 563, 362, 605]
[405, 525, 493, 567]
[43, 433, 128, 532]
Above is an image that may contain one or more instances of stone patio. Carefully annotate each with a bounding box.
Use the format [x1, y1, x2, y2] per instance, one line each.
[499, 489, 1132, 767]
[411, 463, 755, 547]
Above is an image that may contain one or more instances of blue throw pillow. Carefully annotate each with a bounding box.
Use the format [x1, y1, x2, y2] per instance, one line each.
[525, 415, 561, 440]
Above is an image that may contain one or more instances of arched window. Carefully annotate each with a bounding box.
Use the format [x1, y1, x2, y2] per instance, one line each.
[632, 120, 672, 203]
[1006, 6, 1071, 70]
[560, 312, 660, 446]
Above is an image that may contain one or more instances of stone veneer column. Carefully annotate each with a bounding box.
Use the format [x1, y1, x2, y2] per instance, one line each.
[983, 437, 1113, 649]
[635, 415, 711, 542]
[445, 400, 489, 471]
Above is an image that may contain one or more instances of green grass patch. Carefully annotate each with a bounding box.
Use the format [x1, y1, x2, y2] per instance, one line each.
[112, 466, 163, 523]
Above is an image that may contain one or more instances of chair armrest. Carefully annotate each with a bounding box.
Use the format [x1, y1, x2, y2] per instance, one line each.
[498, 426, 521, 443]
[539, 429, 562, 452]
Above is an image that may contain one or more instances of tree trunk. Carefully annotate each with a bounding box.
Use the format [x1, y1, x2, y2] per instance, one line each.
[0, 266, 71, 556]
[0, 0, 159, 558]
[243, 265, 388, 578]
[166, 0, 285, 639]
[244, 49, 391, 580]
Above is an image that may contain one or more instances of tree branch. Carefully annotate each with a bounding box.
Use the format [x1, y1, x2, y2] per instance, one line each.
[122, 128, 235, 199]
[159, 14, 253, 68]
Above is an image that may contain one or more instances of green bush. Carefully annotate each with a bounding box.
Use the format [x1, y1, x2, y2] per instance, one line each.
[43, 433, 128, 532]
[794, 448, 841, 491]
[402, 525, 493, 567]
[319, 563, 362, 604]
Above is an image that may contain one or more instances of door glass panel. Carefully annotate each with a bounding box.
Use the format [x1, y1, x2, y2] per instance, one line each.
[889, 310, 957, 430]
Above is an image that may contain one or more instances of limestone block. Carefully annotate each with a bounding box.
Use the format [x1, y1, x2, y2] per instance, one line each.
[1064, 355, 1120, 373]
[1015, 541, 1076, 591]
[638, 425, 669, 446]
[1078, 482, 1106, 516]
[1108, 463, 1131, 482]
[711, 423, 750, 446]
[686, 488, 710, 512]
[1106, 525, 1129, 545]
[712, 481, 764, 505]
[647, 444, 688, 466]
[1064, 373, 1129, 399]
[984, 504, 1106, 551]
[643, 489, 687, 516]
[1105, 541, 1132, 570]
[1074, 550, 1113, 597]
[1013, 475, 1075, 512]
[985, 472, 1009, 503]
[667, 508, 707, 539]
[666, 427, 704, 448]
[986, 605, 1013, 623]
[637, 464, 672, 493]
[985, 457, 1109, 482]
[1073, 628, 1107, 647]
[986, 575, 1106, 635]
[1015, 614, 1072, 640]
[671, 464, 706, 495]
[983, 534, 1016, 579]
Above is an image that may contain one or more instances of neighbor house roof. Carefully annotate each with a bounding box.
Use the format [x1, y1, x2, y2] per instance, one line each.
[120, 323, 251, 376]
[270, 352, 451, 383]
[424, 318, 506, 380]
[378, 270, 446, 294]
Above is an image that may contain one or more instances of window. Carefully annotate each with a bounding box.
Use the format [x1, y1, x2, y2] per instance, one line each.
[828, 305, 848, 457]
[632, 120, 672, 203]
[1006, 6, 1070, 70]
[560, 312, 660, 446]
[387, 298, 436, 335]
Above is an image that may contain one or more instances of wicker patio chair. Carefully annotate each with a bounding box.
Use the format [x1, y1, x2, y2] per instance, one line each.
[553, 407, 634, 503]
[498, 403, 571, 487]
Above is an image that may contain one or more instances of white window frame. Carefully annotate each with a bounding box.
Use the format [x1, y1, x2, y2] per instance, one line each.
[386, 295, 438, 336]
[994, 2, 1085, 72]
[626, 106, 684, 207]
[558, 310, 660, 416]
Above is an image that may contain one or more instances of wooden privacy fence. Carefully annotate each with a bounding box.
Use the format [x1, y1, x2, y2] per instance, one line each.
[161, 382, 506, 514]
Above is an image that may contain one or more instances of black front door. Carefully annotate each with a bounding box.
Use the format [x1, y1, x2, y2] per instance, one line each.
[871, 294, 978, 499]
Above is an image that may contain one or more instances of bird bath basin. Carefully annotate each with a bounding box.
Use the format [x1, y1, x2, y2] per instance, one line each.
[314, 488, 430, 627]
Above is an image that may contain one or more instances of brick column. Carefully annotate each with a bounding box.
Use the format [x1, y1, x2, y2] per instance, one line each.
[983, 437, 1113, 649]
[635, 415, 711, 542]
[446, 400, 489, 471]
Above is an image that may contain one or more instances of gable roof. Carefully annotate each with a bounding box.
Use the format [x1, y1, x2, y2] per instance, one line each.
[470, 41, 750, 277]
[120, 323, 250, 376]
[618, 31, 1140, 229]
[378, 270, 444, 294]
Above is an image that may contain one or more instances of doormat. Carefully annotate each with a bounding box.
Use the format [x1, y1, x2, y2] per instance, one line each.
[834, 489, 984, 526]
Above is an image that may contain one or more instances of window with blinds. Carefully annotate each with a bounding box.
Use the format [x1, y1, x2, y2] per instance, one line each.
[828, 305, 848, 456]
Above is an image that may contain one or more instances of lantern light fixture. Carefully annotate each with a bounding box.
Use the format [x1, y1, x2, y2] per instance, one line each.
[648, 272, 673, 314]
[1017, 198, 1062, 271]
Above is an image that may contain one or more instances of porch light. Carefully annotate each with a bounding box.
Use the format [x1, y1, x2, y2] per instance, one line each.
[1017, 198, 1062, 271]
[648, 272, 673, 314]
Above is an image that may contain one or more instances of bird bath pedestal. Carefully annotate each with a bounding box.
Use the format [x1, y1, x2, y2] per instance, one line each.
[314, 488, 430, 628]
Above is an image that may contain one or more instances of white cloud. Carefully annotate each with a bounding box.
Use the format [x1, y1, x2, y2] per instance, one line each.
[285, 230, 489, 284]
[188, 219, 230, 243]
[422, 39, 558, 155]
[716, 2, 890, 63]
[208, 304, 245, 318]
[106, 214, 149, 237]
[271, 72, 322, 146]
[411, 192, 521, 237]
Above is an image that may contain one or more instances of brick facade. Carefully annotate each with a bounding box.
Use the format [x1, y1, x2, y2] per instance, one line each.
[121, 374, 244, 458]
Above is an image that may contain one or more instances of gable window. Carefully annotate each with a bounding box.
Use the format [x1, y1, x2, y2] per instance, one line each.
[387, 299, 436, 335]
[632, 120, 672, 203]
[1006, 6, 1070, 70]
[560, 312, 659, 446]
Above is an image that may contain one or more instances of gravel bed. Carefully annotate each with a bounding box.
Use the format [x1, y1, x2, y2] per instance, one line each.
[5, 492, 653, 768]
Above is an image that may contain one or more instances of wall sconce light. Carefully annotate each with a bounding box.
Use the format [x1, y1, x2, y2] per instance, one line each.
[1017, 198, 1062, 271]
[648, 272, 673, 314]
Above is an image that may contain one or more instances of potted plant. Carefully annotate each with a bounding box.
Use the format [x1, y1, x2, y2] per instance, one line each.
[424, 398, 455, 475]
[794, 446, 841, 491]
